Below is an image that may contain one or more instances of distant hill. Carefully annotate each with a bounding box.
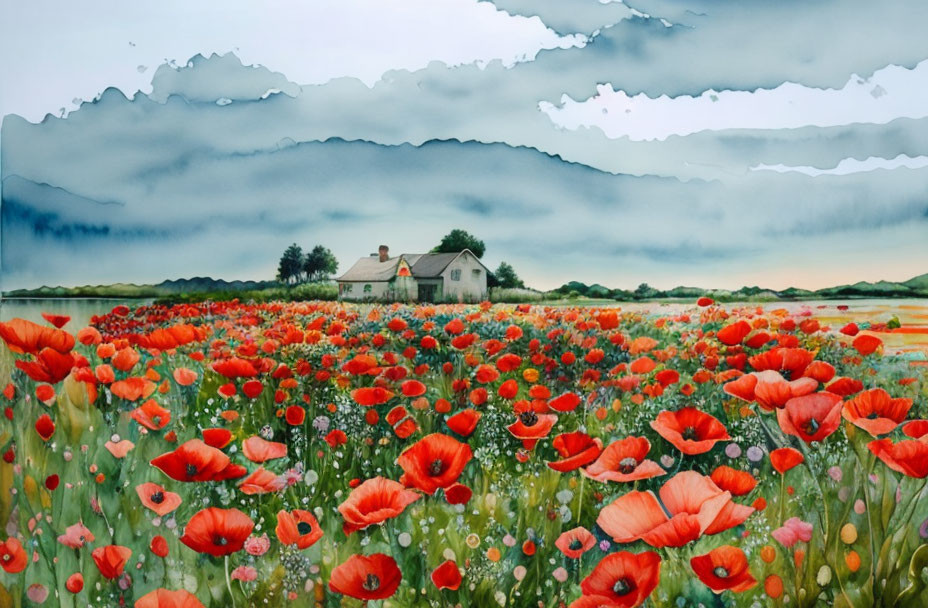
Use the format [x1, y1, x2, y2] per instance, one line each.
[4, 273, 926, 303]
[3, 277, 279, 298]
[553, 272, 928, 302]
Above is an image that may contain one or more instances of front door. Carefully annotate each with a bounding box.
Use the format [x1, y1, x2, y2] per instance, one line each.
[418, 283, 436, 302]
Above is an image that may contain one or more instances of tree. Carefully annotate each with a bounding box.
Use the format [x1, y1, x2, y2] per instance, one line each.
[303, 245, 339, 282]
[432, 229, 486, 258]
[634, 282, 660, 300]
[494, 261, 524, 289]
[277, 244, 304, 285]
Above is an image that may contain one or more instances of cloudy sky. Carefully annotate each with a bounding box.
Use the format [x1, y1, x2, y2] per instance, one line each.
[1, 0, 926, 291]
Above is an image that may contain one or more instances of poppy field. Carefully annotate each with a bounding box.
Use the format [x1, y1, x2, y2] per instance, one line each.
[0, 299, 926, 608]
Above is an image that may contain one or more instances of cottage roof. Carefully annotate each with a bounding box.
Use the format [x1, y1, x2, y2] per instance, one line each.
[338, 250, 486, 282]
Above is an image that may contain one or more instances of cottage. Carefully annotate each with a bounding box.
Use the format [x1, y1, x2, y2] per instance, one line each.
[337, 245, 488, 302]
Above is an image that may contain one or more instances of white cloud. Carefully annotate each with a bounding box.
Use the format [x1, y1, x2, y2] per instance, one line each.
[540, 61, 928, 141]
[0, 0, 582, 122]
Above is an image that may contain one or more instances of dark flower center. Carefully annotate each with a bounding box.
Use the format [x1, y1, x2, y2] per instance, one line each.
[297, 521, 313, 535]
[612, 577, 634, 596]
[569, 539, 583, 550]
[618, 457, 638, 474]
[803, 418, 820, 435]
[429, 459, 445, 476]
[519, 411, 538, 427]
[781, 370, 793, 381]
[866, 412, 879, 420]
[713, 566, 729, 578]
[185, 464, 198, 478]
[152, 415, 161, 425]
[213, 535, 228, 546]
[362, 573, 380, 591]
[150, 491, 164, 504]
[681, 426, 699, 441]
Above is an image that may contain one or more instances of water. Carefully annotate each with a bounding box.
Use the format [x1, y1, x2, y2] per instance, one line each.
[0, 298, 151, 330]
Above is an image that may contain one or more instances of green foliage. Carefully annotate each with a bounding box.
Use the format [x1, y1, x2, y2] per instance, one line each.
[303, 245, 339, 282]
[493, 261, 524, 289]
[432, 229, 486, 258]
[277, 243, 305, 284]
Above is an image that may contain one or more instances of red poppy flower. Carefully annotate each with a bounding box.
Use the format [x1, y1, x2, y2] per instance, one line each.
[35, 414, 55, 441]
[852, 334, 882, 356]
[201, 428, 233, 449]
[15, 348, 75, 384]
[446, 409, 482, 437]
[868, 438, 928, 478]
[547, 431, 603, 472]
[211, 357, 258, 378]
[842, 388, 912, 436]
[135, 589, 206, 608]
[285, 405, 305, 425]
[150, 535, 169, 558]
[0, 318, 75, 355]
[241, 380, 263, 399]
[338, 476, 421, 534]
[444, 482, 472, 505]
[498, 378, 519, 399]
[769, 447, 804, 474]
[325, 429, 348, 448]
[173, 367, 198, 386]
[151, 439, 247, 482]
[136, 482, 182, 516]
[650, 408, 730, 455]
[242, 436, 287, 463]
[401, 379, 427, 397]
[724, 371, 818, 411]
[130, 399, 171, 431]
[826, 377, 864, 397]
[582, 437, 665, 483]
[41, 313, 70, 328]
[431, 560, 462, 591]
[691, 545, 757, 592]
[111, 377, 156, 401]
[506, 410, 557, 450]
[748, 348, 814, 378]
[580, 551, 661, 608]
[238, 467, 285, 495]
[91, 545, 132, 579]
[555, 526, 596, 559]
[776, 392, 843, 443]
[351, 387, 394, 406]
[112, 347, 140, 372]
[710, 466, 757, 496]
[276, 509, 324, 549]
[903, 420, 928, 439]
[65, 572, 83, 593]
[329, 553, 402, 600]
[179, 507, 254, 556]
[549, 392, 582, 412]
[397, 433, 473, 494]
[802, 360, 836, 383]
[597, 471, 753, 548]
[0, 537, 27, 573]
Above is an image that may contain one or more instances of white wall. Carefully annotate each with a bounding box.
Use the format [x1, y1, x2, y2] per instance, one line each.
[440, 251, 487, 302]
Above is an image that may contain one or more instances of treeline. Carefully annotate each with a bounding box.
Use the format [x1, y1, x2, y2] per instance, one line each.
[277, 244, 338, 285]
[553, 273, 928, 302]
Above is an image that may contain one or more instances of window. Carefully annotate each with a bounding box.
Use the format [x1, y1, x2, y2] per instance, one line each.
[344, 284, 353, 293]
[450, 269, 461, 281]
[472, 269, 481, 278]
[363, 284, 372, 293]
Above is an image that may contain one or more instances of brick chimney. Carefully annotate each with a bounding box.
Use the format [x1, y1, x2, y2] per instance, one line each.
[378, 245, 389, 262]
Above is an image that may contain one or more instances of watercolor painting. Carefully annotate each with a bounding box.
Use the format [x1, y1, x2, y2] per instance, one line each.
[1, 1, 927, 607]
